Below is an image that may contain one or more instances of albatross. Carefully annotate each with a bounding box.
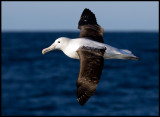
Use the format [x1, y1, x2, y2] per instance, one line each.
[42, 8, 139, 106]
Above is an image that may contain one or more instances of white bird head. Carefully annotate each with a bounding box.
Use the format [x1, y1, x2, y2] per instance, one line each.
[42, 37, 69, 54]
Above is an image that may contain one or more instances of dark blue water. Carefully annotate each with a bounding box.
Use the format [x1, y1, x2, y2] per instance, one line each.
[1, 32, 159, 116]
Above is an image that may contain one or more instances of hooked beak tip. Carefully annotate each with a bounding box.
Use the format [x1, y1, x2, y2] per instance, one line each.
[42, 49, 46, 55]
[42, 45, 55, 55]
[42, 43, 55, 55]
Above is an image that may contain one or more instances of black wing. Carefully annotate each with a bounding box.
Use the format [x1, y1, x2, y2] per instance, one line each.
[78, 8, 104, 43]
[76, 46, 106, 105]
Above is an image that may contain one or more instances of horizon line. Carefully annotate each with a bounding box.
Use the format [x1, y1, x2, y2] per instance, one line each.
[2, 30, 159, 33]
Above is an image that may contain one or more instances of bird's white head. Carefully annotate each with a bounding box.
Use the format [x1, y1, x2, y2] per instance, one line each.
[42, 37, 69, 54]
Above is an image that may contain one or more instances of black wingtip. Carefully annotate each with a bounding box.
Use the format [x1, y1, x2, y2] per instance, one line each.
[77, 98, 86, 106]
[78, 8, 98, 26]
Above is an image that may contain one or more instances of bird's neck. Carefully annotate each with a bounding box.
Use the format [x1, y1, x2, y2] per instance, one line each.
[60, 39, 80, 59]
[60, 39, 71, 52]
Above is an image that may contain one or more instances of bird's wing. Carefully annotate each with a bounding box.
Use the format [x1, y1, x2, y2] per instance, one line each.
[76, 46, 106, 105]
[78, 8, 104, 43]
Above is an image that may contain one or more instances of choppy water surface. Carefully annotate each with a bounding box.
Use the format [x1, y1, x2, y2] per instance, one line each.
[1, 32, 159, 116]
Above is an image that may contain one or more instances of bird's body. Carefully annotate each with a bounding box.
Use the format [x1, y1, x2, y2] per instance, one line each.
[42, 8, 139, 106]
[51, 37, 138, 60]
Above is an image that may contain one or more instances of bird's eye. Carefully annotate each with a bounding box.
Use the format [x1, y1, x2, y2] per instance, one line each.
[58, 41, 60, 43]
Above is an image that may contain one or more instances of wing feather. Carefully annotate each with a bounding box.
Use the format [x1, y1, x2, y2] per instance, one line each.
[78, 8, 104, 43]
[76, 46, 106, 105]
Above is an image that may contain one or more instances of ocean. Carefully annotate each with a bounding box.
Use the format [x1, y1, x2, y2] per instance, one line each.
[1, 32, 159, 116]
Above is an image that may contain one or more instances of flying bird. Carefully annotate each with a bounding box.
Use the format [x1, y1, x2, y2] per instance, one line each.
[42, 8, 139, 106]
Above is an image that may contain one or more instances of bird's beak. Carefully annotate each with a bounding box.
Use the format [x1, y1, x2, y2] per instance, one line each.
[42, 43, 55, 55]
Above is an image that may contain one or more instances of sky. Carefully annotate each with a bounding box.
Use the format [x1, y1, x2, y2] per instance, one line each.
[2, 1, 159, 32]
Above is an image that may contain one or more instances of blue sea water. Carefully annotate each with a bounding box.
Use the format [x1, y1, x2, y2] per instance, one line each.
[1, 32, 159, 116]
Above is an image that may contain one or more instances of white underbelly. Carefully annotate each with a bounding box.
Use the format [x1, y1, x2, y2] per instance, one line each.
[63, 50, 79, 59]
